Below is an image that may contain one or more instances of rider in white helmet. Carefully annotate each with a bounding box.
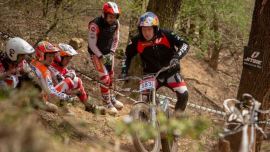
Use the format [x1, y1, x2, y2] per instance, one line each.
[0, 37, 35, 88]
[49, 43, 105, 114]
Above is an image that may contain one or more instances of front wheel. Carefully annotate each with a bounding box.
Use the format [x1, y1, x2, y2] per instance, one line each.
[160, 109, 178, 152]
[130, 102, 161, 152]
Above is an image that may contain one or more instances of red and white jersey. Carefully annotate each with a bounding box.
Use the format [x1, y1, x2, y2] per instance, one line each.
[49, 62, 76, 85]
[0, 57, 28, 88]
[30, 60, 70, 100]
[88, 16, 120, 57]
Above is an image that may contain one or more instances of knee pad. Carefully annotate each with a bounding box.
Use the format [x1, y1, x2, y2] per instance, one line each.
[100, 75, 110, 94]
[100, 75, 110, 85]
[63, 77, 74, 89]
[73, 77, 82, 89]
[175, 91, 189, 112]
[172, 82, 188, 94]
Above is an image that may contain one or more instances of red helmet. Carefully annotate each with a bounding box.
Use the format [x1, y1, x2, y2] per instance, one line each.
[35, 41, 59, 61]
[102, 2, 120, 18]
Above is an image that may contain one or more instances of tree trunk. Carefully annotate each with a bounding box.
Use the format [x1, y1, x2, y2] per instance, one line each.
[124, 0, 148, 91]
[147, 0, 182, 30]
[236, 0, 270, 151]
[128, 0, 148, 39]
[209, 8, 221, 70]
[42, 0, 50, 17]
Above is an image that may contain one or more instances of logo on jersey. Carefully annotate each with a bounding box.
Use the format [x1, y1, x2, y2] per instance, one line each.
[90, 26, 96, 32]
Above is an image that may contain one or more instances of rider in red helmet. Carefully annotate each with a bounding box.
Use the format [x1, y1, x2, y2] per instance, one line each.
[31, 41, 103, 113]
[87, 1, 123, 116]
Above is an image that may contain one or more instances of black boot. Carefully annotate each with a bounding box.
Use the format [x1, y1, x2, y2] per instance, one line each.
[175, 91, 189, 112]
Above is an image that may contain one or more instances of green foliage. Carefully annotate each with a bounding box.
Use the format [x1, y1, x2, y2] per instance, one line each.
[0, 89, 9, 100]
[120, 0, 148, 17]
[114, 112, 210, 141]
[0, 86, 78, 152]
[177, 0, 253, 56]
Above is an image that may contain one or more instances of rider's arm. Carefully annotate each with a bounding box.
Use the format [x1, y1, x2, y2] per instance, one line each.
[165, 30, 189, 59]
[123, 38, 138, 75]
[48, 66, 64, 84]
[111, 20, 120, 53]
[0, 62, 22, 80]
[65, 69, 76, 79]
[88, 23, 103, 58]
[0, 63, 8, 79]
[44, 76, 71, 101]
[32, 64, 70, 100]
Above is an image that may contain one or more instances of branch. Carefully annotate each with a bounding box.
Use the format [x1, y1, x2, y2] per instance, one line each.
[192, 86, 224, 111]
[34, 19, 59, 47]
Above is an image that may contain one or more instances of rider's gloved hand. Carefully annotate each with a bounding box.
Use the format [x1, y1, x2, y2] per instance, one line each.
[169, 58, 179, 68]
[22, 62, 32, 73]
[101, 52, 114, 66]
[65, 70, 76, 80]
[67, 96, 77, 103]
[168, 58, 180, 73]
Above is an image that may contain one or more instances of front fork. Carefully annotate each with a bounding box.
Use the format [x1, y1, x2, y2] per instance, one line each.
[150, 85, 157, 128]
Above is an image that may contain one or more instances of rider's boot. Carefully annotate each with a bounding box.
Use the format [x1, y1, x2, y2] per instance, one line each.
[84, 97, 106, 115]
[111, 95, 124, 110]
[102, 94, 118, 116]
[174, 91, 189, 115]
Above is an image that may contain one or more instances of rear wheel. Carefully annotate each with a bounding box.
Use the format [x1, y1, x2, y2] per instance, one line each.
[130, 102, 161, 152]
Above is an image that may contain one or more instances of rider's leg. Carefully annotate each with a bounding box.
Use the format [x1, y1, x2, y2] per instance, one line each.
[91, 54, 117, 115]
[72, 76, 105, 114]
[166, 73, 188, 112]
[105, 54, 123, 110]
[53, 77, 75, 115]
[55, 76, 105, 114]
[108, 69, 124, 110]
[73, 77, 88, 102]
[55, 77, 74, 92]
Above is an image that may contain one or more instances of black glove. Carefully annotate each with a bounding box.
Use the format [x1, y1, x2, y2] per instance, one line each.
[168, 58, 180, 73]
[56, 74, 64, 82]
[170, 58, 179, 67]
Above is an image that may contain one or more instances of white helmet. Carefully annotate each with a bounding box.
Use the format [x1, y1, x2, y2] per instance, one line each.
[58, 43, 78, 57]
[5, 37, 35, 61]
